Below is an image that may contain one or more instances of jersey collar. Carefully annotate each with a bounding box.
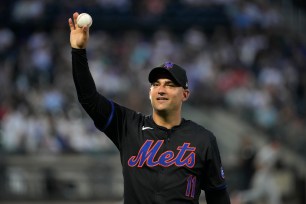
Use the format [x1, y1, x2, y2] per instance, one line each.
[148, 115, 188, 131]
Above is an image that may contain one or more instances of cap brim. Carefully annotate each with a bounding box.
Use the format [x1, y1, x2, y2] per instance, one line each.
[148, 67, 180, 86]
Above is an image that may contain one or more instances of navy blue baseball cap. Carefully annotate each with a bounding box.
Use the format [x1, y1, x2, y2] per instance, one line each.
[148, 62, 189, 89]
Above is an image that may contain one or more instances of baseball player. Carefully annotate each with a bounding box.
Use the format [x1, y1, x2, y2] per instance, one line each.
[68, 12, 231, 204]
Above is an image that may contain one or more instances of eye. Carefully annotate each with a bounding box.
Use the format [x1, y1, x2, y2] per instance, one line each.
[152, 82, 159, 87]
[166, 83, 178, 87]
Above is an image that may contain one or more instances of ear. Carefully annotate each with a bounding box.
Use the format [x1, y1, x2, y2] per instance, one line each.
[149, 86, 152, 100]
[182, 89, 190, 102]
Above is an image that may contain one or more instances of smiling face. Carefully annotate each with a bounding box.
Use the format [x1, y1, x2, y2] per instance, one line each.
[149, 78, 190, 115]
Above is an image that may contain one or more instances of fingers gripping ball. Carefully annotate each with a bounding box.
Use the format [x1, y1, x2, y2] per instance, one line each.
[77, 13, 93, 28]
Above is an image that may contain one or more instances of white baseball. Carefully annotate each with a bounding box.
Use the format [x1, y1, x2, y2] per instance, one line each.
[77, 13, 93, 28]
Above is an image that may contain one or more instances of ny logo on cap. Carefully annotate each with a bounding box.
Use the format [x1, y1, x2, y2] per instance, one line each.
[163, 61, 174, 69]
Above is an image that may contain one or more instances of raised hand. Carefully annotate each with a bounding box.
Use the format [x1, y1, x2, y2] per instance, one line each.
[68, 12, 89, 49]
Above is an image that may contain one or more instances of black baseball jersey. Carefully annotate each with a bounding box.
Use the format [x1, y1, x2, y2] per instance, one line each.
[72, 49, 229, 204]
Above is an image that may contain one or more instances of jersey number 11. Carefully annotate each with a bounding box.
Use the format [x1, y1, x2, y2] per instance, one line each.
[185, 175, 196, 198]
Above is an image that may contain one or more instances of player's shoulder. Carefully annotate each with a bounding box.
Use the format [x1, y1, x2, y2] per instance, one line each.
[184, 119, 213, 134]
[184, 119, 216, 140]
[114, 102, 146, 118]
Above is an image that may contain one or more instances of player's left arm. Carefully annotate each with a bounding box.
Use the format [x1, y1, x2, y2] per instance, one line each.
[201, 134, 231, 204]
[206, 189, 231, 204]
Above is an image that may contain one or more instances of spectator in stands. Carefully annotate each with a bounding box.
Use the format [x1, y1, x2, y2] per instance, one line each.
[232, 139, 282, 204]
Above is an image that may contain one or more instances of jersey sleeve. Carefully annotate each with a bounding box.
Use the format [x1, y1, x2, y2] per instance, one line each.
[71, 48, 124, 148]
[200, 134, 227, 192]
[205, 189, 231, 204]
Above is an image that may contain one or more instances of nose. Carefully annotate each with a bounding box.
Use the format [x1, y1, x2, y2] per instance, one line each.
[157, 85, 166, 95]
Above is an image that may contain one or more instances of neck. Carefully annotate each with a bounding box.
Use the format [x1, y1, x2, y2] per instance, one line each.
[152, 110, 182, 129]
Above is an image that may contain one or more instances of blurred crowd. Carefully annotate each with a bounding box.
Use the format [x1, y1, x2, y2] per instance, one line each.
[0, 0, 305, 161]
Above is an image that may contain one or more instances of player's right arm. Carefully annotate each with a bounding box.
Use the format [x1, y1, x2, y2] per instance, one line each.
[68, 12, 122, 147]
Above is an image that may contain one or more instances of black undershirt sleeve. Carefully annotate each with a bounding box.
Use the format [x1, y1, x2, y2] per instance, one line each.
[71, 48, 113, 131]
[205, 189, 231, 204]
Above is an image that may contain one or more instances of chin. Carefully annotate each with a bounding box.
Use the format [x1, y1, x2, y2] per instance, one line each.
[153, 106, 168, 114]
